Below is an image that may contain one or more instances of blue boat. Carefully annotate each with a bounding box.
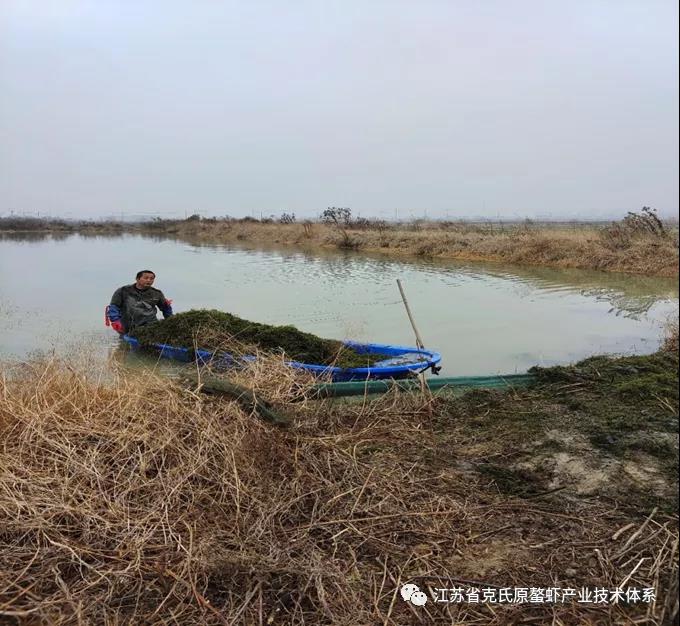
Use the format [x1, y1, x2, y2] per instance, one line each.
[121, 335, 441, 382]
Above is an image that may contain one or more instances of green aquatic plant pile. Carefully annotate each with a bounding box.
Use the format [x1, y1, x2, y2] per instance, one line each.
[130, 309, 395, 368]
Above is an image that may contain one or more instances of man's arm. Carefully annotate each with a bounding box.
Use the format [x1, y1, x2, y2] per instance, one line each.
[108, 288, 124, 320]
[107, 288, 125, 332]
[157, 291, 173, 319]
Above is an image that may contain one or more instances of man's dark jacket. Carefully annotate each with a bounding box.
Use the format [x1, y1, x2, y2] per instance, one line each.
[109, 284, 172, 332]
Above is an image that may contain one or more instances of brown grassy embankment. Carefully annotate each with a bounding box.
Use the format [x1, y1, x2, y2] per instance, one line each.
[2, 211, 677, 276]
[132, 214, 679, 277]
[0, 339, 677, 624]
[0, 217, 124, 234]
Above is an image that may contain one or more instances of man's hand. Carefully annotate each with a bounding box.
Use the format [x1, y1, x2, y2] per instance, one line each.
[111, 320, 125, 334]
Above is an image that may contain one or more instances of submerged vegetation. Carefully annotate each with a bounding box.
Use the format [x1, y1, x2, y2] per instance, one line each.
[0, 333, 677, 623]
[130, 309, 394, 368]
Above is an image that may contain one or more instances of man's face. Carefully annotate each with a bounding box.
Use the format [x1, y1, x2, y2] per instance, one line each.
[135, 272, 155, 289]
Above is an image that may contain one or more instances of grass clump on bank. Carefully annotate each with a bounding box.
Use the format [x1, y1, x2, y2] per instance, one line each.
[130, 309, 394, 368]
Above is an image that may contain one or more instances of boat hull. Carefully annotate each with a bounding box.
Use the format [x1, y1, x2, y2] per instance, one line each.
[121, 335, 441, 382]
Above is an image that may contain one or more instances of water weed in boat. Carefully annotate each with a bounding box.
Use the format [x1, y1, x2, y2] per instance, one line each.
[129, 309, 394, 368]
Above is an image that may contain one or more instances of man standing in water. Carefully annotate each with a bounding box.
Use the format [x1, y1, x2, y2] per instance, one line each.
[106, 270, 173, 334]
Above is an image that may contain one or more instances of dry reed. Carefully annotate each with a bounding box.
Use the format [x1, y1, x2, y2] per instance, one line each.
[144, 220, 679, 277]
[4, 217, 677, 276]
[0, 355, 677, 624]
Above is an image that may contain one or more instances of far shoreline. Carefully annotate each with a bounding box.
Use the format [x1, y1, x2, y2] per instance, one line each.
[1, 211, 678, 278]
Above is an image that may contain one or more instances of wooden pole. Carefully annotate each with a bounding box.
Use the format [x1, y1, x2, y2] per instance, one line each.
[396, 279, 425, 350]
[396, 279, 430, 394]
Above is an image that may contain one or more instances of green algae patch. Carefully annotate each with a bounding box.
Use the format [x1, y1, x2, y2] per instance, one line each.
[433, 348, 679, 514]
[529, 351, 679, 443]
[129, 309, 393, 368]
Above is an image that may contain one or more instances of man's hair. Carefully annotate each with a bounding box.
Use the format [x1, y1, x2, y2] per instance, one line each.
[136, 270, 156, 280]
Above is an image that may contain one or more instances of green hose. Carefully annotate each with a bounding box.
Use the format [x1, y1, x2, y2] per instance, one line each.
[311, 373, 536, 398]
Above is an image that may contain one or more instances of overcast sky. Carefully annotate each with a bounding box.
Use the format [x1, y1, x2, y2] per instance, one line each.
[1, 1, 678, 220]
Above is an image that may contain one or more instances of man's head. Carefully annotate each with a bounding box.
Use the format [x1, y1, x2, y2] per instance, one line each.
[135, 270, 155, 290]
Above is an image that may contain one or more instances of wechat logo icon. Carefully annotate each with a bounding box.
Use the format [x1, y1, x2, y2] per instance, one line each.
[400, 583, 428, 606]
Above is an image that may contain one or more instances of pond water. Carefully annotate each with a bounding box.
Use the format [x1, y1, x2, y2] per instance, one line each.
[0, 232, 677, 376]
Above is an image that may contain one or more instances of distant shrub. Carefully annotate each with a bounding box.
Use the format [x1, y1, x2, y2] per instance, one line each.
[279, 213, 296, 224]
[600, 207, 668, 249]
[352, 217, 390, 232]
[337, 230, 361, 250]
[321, 207, 352, 226]
[145, 217, 177, 230]
[519, 218, 535, 233]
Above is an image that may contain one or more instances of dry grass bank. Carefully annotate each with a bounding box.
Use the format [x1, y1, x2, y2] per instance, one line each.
[135, 218, 679, 277]
[2, 214, 677, 276]
[0, 346, 677, 624]
[0, 217, 124, 234]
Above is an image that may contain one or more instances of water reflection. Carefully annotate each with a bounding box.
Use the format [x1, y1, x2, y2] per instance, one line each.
[4, 229, 674, 319]
[4, 228, 675, 312]
[0, 231, 64, 243]
[170, 233, 677, 319]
